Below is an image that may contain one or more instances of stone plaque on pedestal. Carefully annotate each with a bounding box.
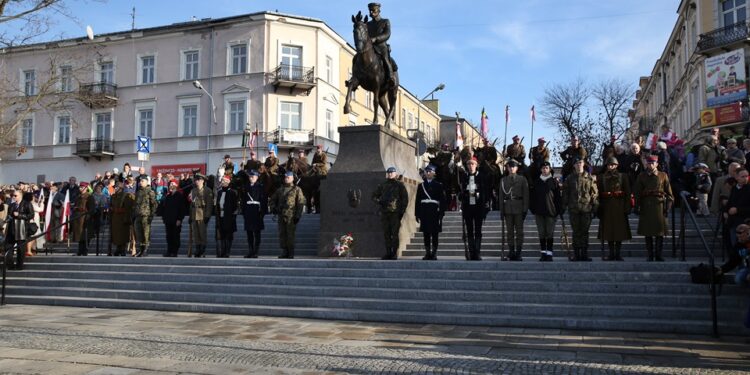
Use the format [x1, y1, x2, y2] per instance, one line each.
[318, 125, 419, 258]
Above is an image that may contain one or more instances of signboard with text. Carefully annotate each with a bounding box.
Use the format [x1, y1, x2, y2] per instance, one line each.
[700, 102, 742, 128]
[705, 48, 747, 107]
[151, 163, 206, 176]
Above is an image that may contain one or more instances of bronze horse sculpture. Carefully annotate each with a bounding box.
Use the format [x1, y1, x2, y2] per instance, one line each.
[344, 11, 399, 128]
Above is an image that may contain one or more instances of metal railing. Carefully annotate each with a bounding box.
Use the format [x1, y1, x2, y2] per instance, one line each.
[266, 128, 314, 146]
[677, 191, 719, 337]
[79, 82, 118, 97]
[697, 21, 750, 53]
[272, 64, 315, 84]
[75, 137, 115, 155]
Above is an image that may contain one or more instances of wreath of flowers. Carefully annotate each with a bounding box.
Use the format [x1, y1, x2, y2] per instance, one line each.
[331, 233, 354, 257]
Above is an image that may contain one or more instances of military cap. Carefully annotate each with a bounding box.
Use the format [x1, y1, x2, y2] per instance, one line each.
[250, 151, 256, 156]
[79, 182, 89, 188]
[571, 157, 584, 164]
[467, 157, 478, 165]
[538, 137, 545, 143]
[169, 179, 179, 186]
[194, 174, 206, 181]
[316, 144, 323, 150]
[512, 135, 520, 141]
[606, 156, 619, 165]
[506, 159, 519, 167]
[386, 166, 397, 173]
[224, 154, 231, 159]
[646, 155, 659, 163]
[424, 164, 436, 173]
[368, 2, 381, 9]
[541, 161, 552, 168]
[249, 170, 260, 177]
[284, 171, 295, 178]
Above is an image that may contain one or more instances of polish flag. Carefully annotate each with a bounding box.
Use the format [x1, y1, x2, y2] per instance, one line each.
[644, 132, 658, 151]
[60, 190, 70, 241]
[530, 105, 536, 123]
[455, 119, 464, 149]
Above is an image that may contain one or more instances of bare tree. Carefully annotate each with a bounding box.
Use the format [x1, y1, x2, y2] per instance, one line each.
[0, 0, 77, 48]
[539, 78, 589, 139]
[592, 78, 634, 140]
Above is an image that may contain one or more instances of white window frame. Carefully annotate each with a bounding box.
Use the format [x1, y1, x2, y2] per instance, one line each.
[722, 0, 747, 27]
[178, 97, 201, 137]
[59, 65, 73, 92]
[279, 101, 302, 130]
[180, 49, 201, 81]
[226, 40, 249, 75]
[325, 55, 333, 84]
[279, 44, 303, 80]
[326, 109, 334, 139]
[22, 69, 36, 96]
[55, 113, 72, 145]
[408, 112, 414, 129]
[92, 110, 114, 140]
[401, 108, 406, 127]
[223, 93, 249, 133]
[135, 101, 156, 139]
[19, 116, 34, 146]
[96, 58, 116, 84]
[137, 54, 157, 85]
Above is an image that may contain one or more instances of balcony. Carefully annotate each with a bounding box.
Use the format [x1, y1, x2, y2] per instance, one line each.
[78, 82, 119, 108]
[697, 21, 749, 54]
[75, 137, 115, 161]
[266, 128, 314, 147]
[271, 64, 316, 95]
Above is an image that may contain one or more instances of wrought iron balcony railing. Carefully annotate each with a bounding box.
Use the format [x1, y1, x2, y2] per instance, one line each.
[697, 21, 750, 53]
[75, 137, 115, 160]
[271, 64, 316, 95]
[266, 128, 314, 146]
[78, 82, 118, 108]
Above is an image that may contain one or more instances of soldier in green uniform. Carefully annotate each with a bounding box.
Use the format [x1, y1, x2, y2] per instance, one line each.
[269, 171, 306, 259]
[562, 158, 598, 261]
[312, 145, 328, 175]
[634, 155, 674, 261]
[134, 177, 157, 257]
[190, 174, 214, 257]
[110, 181, 135, 256]
[265, 149, 280, 176]
[505, 135, 526, 167]
[560, 136, 587, 180]
[500, 159, 529, 261]
[244, 151, 263, 173]
[372, 166, 409, 260]
[597, 157, 632, 261]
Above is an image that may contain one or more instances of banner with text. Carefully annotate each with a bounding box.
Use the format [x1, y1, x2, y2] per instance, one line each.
[151, 163, 206, 176]
[705, 48, 747, 107]
[700, 102, 742, 128]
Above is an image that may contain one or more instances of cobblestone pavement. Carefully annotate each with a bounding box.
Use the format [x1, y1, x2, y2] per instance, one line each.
[0, 305, 748, 374]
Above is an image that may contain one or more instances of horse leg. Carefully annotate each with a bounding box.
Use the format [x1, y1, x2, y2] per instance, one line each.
[372, 89, 380, 126]
[379, 92, 391, 128]
[344, 77, 359, 114]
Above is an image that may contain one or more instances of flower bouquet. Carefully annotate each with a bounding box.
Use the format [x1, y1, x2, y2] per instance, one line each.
[331, 233, 354, 258]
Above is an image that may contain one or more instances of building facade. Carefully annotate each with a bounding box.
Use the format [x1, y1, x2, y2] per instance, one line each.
[0, 11, 440, 182]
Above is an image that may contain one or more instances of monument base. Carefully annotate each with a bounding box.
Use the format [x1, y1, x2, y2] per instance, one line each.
[318, 125, 419, 258]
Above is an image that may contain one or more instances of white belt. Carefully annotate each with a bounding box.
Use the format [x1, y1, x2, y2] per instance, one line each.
[246, 201, 260, 205]
[421, 199, 439, 204]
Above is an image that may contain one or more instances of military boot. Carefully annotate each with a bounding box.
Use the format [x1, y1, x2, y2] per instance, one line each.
[141, 246, 148, 257]
[423, 237, 431, 260]
[614, 241, 624, 261]
[645, 236, 654, 261]
[288, 246, 295, 259]
[654, 236, 665, 262]
[279, 248, 289, 259]
[604, 241, 616, 261]
[431, 238, 438, 260]
[466, 239, 476, 261]
[381, 247, 392, 260]
[474, 235, 482, 261]
[515, 245, 523, 261]
[580, 247, 592, 262]
[225, 240, 233, 258]
[538, 239, 547, 261]
[135, 245, 144, 257]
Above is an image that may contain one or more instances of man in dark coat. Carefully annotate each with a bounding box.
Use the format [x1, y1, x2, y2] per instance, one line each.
[634, 155, 674, 261]
[597, 157, 632, 261]
[158, 180, 187, 257]
[560, 137, 587, 180]
[241, 170, 267, 258]
[215, 175, 239, 258]
[5, 190, 33, 270]
[724, 167, 750, 246]
[459, 157, 491, 260]
[530, 162, 562, 261]
[415, 165, 446, 260]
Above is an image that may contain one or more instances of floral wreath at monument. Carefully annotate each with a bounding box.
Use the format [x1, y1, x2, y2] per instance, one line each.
[331, 233, 355, 258]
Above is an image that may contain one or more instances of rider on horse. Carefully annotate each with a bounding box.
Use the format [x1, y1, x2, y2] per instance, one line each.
[367, 3, 398, 86]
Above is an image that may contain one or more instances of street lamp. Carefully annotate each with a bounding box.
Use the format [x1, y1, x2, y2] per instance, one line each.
[417, 83, 445, 140]
[193, 80, 217, 169]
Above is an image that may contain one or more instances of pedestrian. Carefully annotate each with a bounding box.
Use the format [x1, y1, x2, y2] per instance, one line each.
[415, 165, 446, 260]
[158, 180, 187, 257]
[459, 157, 490, 260]
[597, 157, 632, 261]
[634, 155, 674, 261]
[5, 190, 33, 270]
[189, 174, 214, 258]
[241, 170, 267, 258]
[270, 171, 306, 259]
[134, 177, 157, 257]
[692, 163, 712, 217]
[110, 181, 135, 256]
[215, 175, 239, 258]
[562, 158, 598, 261]
[530, 162, 562, 261]
[500, 159, 529, 261]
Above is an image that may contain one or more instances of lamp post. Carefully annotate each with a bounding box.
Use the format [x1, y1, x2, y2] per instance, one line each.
[193, 80, 217, 169]
[416, 83, 445, 141]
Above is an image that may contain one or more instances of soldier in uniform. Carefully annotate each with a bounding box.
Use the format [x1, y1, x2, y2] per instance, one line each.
[73, 182, 95, 256]
[110, 181, 135, 256]
[634, 155, 674, 261]
[134, 177, 157, 257]
[505, 135, 526, 167]
[597, 157, 632, 261]
[459, 157, 490, 260]
[222, 154, 235, 177]
[372, 166, 408, 260]
[158, 180, 187, 257]
[562, 158, 598, 261]
[367, 2, 398, 86]
[241, 170, 267, 258]
[415, 165, 446, 260]
[244, 151, 262, 173]
[528, 137, 550, 181]
[215, 175, 239, 258]
[500, 159, 529, 261]
[265, 149, 280, 176]
[560, 136, 587, 180]
[189, 174, 214, 257]
[270, 171, 306, 259]
[312, 145, 328, 175]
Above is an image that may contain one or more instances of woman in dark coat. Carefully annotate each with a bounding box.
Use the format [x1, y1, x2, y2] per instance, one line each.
[530, 162, 562, 261]
[6, 190, 34, 270]
[241, 170, 267, 258]
[215, 176, 238, 258]
[415, 165, 447, 260]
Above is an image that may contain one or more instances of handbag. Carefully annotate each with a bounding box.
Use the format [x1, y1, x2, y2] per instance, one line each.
[689, 263, 724, 295]
[26, 221, 39, 237]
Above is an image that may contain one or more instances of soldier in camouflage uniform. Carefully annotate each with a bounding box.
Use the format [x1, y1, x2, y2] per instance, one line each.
[372, 166, 409, 260]
[110, 181, 135, 256]
[189, 174, 214, 257]
[269, 171, 306, 259]
[134, 177, 157, 257]
[562, 158, 598, 261]
[500, 159, 529, 261]
[634, 155, 674, 261]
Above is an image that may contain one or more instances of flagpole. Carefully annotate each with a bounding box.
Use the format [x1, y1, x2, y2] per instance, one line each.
[530, 107, 535, 156]
[503, 105, 509, 153]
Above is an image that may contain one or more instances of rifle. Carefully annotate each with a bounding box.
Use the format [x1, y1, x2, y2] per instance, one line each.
[560, 213, 572, 260]
[455, 111, 470, 261]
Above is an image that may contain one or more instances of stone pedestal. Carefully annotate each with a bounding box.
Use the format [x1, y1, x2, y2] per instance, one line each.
[318, 125, 419, 258]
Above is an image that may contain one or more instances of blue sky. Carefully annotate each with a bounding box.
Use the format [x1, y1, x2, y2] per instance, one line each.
[26, 0, 678, 148]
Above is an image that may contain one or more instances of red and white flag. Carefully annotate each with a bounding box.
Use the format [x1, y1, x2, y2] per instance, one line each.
[44, 192, 53, 241]
[455, 119, 464, 149]
[248, 130, 257, 148]
[644, 132, 658, 151]
[530, 105, 536, 123]
[505, 105, 510, 125]
[60, 190, 70, 241]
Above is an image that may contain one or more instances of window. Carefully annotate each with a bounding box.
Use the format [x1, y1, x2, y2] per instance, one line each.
[401, 108, 406, 127]
[99, 62, 114, 84]
[229, 100, 246, 132]
[691, 80, 701, 120]
[326, 109, 334, 139]
[60, 66, 73, 92]
[138, 109, 153, 138]
[57, 116, 71, 144]
[280, 45, 302, 80]
[408, 112, 414, 129]
[325, 55, 333, 83]
[20, 119, 33, 146]
[365, 91, 372, 109]
[420, 120, 425, 132]
[141, 56, 155, 84]
[230, 44, 247, 75]
[723, 0, 747, 26]
[95, 112, 112, 139]
[184, 51, 199, 80]
[24, 70, 35, 96]
[280, 101, 301, 130]
[183, 105, 198, 136]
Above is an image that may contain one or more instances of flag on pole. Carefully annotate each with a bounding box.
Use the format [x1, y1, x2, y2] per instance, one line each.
[480, 107, 489, 140]
[241, 130, 258, 148]
[60, 190, 70, 241]
[530, 105, 536, 123]
[455, 119, 464, 149]
[644, 132, 658, 151]
[505, 105, 510, 125]
[44, 193, 53, 241]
